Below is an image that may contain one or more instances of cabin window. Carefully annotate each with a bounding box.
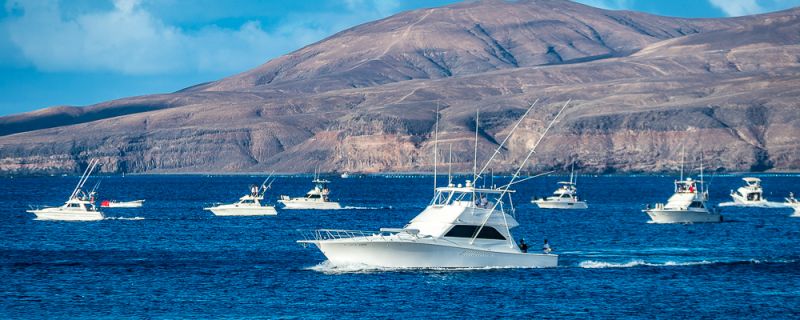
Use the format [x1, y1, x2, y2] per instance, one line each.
[69, 203, 80, 208]
[444, 225, 506, 240]
[308, 194, 321, 199]
[689, 201, 704, 208]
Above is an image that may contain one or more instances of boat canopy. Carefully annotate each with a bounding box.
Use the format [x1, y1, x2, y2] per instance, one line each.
[742, 177, 761, 185]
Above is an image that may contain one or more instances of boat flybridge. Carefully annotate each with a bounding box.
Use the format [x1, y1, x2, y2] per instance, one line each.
[279, 173, 341, 210]
[532, 164, 587, 209]
[298, 99, 568, 269]
[730, 177, 767, 205]
[644, 150, 721, 223]
[205, 175, 278, 216]
[27, 159, 104, 221]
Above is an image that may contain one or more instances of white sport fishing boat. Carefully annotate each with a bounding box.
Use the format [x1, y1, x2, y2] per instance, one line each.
[27, 159, 104, 221]
[279, 174, 341, 210]
[730, 177, 767, 205]
[532, 164, 587, 209]
[100, 199, 144, 208]
[297, 99, 566, 268]
[644, 151, 721, 223]
[205, 175, 278, 216]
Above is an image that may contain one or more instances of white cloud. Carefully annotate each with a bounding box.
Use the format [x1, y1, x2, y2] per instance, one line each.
[0, 0, 400, 75]
[708, 0, 764, 16]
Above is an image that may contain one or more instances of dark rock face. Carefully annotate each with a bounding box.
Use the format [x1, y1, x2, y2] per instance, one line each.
[1, 0, 798, 174]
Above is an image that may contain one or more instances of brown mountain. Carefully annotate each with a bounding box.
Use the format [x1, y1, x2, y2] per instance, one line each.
[1, 0, 798, 174]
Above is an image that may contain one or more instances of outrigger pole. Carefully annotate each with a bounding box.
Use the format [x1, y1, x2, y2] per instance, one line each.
[433, 102, 440, 196]
[474, 99, 539, 184]
[470, 99, 571, 246]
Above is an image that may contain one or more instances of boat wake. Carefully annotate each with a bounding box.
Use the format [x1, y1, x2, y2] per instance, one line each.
[718, 201, 791, 208]
[578, 258, 796, 269]
[334, 206, 393, 210]
[306, 261, 540, 274]
[104, 216, 145, 220]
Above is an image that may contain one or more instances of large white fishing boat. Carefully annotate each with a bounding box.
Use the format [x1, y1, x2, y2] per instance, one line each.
[730, 177, 767, 205]
[27, 159, 104, 221]
[279, 174, 342, 210]
[644, 152, 721, 223]
[298, 99, 566, 269]
[205, 176, 278, 216]
[532, 164, 587, 209]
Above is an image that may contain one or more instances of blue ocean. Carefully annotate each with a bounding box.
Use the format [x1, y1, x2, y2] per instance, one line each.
[1, 174, 799, 318]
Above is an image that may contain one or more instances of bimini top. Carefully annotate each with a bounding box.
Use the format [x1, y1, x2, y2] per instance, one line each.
[742, 177, 761, 185]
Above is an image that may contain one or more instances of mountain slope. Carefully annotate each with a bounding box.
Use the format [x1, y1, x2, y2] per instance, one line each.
[0, 0, 798, 174]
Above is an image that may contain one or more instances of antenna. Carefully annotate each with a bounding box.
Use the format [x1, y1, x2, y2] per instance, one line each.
[475, 99, 539, 183]
[433, 102, 440, 196]
[473, 109, 479, 182]
[680, 145, 685, 181]
[570, 162, 575, 184]
[448, 144, 453, 186]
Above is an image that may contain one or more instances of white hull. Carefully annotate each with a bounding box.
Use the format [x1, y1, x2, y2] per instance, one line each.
[645, 209, 722, 224]
[730, 194, 767, 206]
[533, 200, 587, 209]
[27, 209, 104, 221]
[312, 240, 557, 268]
[279, 200, 342, 210]
[205, 206, 277, 216]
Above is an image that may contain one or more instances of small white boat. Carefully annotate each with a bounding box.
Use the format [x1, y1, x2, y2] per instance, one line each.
[532, 164, 587, 209]
[298, 100, 569, 269]
[644, 151, 721, 224]
[205, 177, 278, 216]
[340, 172, 350, 179]
[730, 177, 767, 205]
[100, 199, 144, 208]
[27, 159, 104, 221]
[279, 174, 342, 210]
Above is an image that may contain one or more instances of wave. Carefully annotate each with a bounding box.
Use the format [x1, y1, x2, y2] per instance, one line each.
[578, 258, 796, 269]
[333, 206, 392, 210]
[306, 260, 541, 274]
[718, 201, 792, 208]
[104, 216, 145, 220]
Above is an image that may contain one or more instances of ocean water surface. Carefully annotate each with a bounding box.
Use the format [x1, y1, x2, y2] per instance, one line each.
[1, 174, 799, 318]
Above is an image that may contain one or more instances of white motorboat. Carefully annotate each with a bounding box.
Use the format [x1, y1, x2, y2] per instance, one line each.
[279, 176, 342, 210]
[27, 159, 104, 221]
[644, 177, 722, 223]
[100, 199, 144, 208]
[532, 164, 587, 209]
[298, 99, 567, 269]
[730, 177, 767, 205]
[340, 172, 350, 179]
[205, 176, 278, 216]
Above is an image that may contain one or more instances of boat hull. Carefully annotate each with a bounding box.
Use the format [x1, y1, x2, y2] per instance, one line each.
[205, 206, 277, 216]
[27, 209, 104, 221]
[310, 240, 557, 268]
[645, 209, 722, 224]
[533, 200, 588, 209]
[279, 200, 342, 210]
[730, 193, 767, 205]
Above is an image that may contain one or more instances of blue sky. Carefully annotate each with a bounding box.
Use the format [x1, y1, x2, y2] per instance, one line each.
[1, 0, 798, 116]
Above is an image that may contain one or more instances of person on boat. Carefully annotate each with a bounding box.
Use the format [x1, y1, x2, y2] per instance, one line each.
[518, 238, 528, 253]
[480, 194, 489, 208]
[251, 185, 258, 196]
[543, 239, 552, 254]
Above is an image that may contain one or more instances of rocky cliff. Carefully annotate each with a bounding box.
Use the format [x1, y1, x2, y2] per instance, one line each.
[1, 0, 798, 174]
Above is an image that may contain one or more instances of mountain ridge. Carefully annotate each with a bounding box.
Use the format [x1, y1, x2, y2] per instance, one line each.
[1, 0, 798, 174]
